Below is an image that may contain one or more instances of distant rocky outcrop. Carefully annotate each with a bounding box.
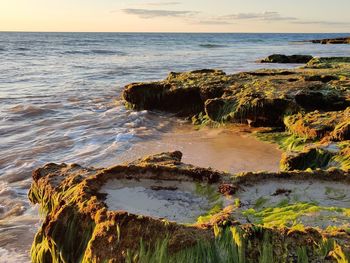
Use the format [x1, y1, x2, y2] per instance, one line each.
[308, 37, 350, 44]
[259, 54, 313, 64]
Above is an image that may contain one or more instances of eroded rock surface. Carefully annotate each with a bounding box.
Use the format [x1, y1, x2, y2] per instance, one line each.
[29, 152, 350, 262]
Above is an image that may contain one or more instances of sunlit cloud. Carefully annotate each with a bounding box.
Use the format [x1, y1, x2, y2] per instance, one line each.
[222, 11, 297, 21]
[196, 20, 234, 25]
[119, 7, 350, 30]
[142, 2, 181, 6]
[121, 8, 194, 18]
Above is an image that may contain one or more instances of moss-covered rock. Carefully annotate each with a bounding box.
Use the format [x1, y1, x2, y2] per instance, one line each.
[280, 148, 334, 171]
[305, 57, 350, 69]
[257, 107, 350, 172]
[29, 152, 350, 262]
[259, 54, 313, 64]
[123, 57, 350, 127]
[284, 108, 350, 141]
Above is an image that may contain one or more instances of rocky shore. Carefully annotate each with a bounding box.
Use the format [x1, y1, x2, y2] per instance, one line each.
[29, 56, 350, 262]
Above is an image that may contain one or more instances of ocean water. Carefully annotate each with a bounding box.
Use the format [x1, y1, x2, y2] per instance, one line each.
[0, 32, 349, 261]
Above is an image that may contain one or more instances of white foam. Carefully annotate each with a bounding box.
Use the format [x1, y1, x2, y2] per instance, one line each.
[0, 248, 30, 263]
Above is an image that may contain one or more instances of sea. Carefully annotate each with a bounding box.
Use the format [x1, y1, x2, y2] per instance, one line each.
[0, 32, 349, 262]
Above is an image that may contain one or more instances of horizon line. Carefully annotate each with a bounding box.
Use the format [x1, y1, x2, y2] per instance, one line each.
[0, 30, 350, 34]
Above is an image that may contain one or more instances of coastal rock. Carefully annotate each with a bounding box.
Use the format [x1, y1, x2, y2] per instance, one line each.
[284, 108, 350, 140]
[29, 152, 350, 262]
[305, 57, 350, 69]
[280, 148, 334, 171]
[309, 37, 350, 44]
[123, 82, 203, 117]
[123, 57, 350, 128]
[331, 121, 350, 141]
[259, 54, 313, 64]
[205, 97, 297, 127]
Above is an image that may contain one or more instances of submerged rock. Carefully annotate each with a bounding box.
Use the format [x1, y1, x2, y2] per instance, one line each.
[259, 54, 313, 64]
[29, 151, 350, 262]
[123, 57, 350, 128]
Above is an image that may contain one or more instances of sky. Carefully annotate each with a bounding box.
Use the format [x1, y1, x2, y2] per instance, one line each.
[1, 0, 350, 33]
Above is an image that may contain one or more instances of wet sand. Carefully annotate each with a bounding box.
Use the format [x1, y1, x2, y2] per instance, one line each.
[119, 123, 282, 174]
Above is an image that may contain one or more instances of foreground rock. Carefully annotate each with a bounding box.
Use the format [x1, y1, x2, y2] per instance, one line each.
[123, 57, 350, 127]
[308, 37, 350, 44]
[259, 54, 313, 64]
[29, 152, 350, 262]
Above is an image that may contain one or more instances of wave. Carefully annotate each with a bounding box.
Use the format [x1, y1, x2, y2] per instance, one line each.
[15, 47, 30, 51]
[63, 49, 126, 55]
[199, 44, 228, 48]
[8, 104, 57, 118]
[91, 49, 125, 55]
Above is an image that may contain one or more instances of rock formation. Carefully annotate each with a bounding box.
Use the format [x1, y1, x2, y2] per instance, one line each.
[29, 152, 350, 262]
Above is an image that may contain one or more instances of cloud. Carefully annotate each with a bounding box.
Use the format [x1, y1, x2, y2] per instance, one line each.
[195, 20, 234, 25]
[142, 2, 181, 6]
[120, 8, 350, 28]
[222, 11, 297, 21]
[121, 8, 194, 18]
[218, 11, 350, 26]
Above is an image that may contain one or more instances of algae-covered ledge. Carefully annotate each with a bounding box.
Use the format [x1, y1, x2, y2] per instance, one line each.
[29, 151, 350, 262]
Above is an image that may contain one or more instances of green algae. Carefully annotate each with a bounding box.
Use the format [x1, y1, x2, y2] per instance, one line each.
[297, 246, 309, 263]
[126, 224, 350, 262]
[29, 180, 96, 263]
[255, 131, 309, 151]
[194, 183, 225, 224]
[241, 201, 350, 228]
[126, 226, 246, 263]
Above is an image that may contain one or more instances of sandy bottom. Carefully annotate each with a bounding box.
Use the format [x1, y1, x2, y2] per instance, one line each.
[232, 179, 350, 228]
[119, 124, 282, 174]
[101, 179, 226, 224]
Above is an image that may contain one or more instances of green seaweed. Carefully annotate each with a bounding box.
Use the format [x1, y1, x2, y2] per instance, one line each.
[259, 232, 274, 263]
[127, 226, 246, 263]
[242, 201, 350, 228]
[296, 247, 308, 263]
